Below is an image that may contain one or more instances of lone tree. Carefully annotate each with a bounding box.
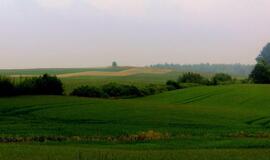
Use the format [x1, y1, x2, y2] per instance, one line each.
[112, 61, 118, 67]
[249, 43, 270, 83]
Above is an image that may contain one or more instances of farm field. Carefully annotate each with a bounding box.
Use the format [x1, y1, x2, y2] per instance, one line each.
[1, 84, 270, 159]
[2, 1, 268, 159]
[0, 67, 131, 76]
[2, 67, 182, 94]
[0, 67, 221, 94]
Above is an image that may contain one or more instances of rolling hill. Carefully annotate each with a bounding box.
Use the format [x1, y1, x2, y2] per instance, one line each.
[1, 84, 270, 159]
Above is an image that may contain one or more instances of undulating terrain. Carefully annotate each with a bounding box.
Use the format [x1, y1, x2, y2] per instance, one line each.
[0, 67, 270, 160]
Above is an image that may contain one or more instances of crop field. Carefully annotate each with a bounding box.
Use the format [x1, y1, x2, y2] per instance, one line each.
[1, 84, 270, 159]
[0, 67, 131, 76]
[1, 67, 218, 94]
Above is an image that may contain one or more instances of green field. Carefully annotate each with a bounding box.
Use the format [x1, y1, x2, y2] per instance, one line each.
[0, 84, 270, 159]
[61, 72, 182, 93]
[0, 67, 130, 76]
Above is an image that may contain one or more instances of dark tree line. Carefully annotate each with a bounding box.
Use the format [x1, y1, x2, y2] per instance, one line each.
[0, 74, 63, 97]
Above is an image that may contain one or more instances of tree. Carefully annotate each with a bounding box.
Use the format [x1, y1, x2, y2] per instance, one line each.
[17, 74, 64, 95]
[257, 43, 270, 64]
[250, 43, 270, 84]
[249, 61, 270, 84]
[112, 61, 118, 67]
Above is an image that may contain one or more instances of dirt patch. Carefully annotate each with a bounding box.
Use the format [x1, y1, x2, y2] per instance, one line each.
[0, 130, 170, 143]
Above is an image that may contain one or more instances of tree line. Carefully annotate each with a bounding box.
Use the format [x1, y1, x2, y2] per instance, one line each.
[150, 63, 254, 76]
[0, 72, 236, 98]
[0, 74, 63, 97]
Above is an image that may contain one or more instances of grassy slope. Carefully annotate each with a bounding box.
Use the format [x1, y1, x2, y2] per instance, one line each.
[1, 84, 270, 159]
[0, 85, 270, 139]
[61, 72, 181, 93]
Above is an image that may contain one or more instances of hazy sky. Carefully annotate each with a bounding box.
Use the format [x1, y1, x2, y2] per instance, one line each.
[0, 0, 270, 68]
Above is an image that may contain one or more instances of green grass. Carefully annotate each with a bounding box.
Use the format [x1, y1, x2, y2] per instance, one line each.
[1, 144, 270, 160]
[1, 84, 270, 159]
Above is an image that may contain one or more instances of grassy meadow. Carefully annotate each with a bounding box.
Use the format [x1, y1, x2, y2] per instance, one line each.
[0, 67, 269, 159]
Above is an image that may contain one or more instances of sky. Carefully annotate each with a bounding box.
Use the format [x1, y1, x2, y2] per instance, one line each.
[0, 0, 270, 69]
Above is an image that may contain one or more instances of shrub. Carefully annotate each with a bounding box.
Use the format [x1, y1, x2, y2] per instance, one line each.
[72, 83, 142, 98]
[102, 83, 123, 97]
[102, 83, 142, 98]
[141, 84, 167, 96]
[178, 72, 206, 84]
[212, 73, 233, 85]
[166, 80, 182, 91]
[0, 76, 15, 97]
[120, 85, 142, 97]
[71, 86, 105, 98]
[17, 74, 64, 95]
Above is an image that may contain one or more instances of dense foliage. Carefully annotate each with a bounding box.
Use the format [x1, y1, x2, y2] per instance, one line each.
[102, 83, 142, 97]
[71, 83, 143, 98]
[250, 43, 270, 84]
[0, 74, 63, 97]
[17, 74, 64, 95]
[212, 73, 233, 85]
[71, 86, 105, 98]
[249, 62, 270, 84]
[141, 84, 168, 96]
[170, 72, 236, 86]
[0, 76, 15, 97]
[178, 72, 208, 84]
[71, 83, 170, 98]
[166, 80, 182, 91]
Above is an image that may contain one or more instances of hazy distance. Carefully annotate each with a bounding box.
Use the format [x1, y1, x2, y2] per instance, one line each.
[0, 0, 270, 69]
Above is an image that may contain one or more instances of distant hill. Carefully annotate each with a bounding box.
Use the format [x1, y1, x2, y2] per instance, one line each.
[150, 63, 254, 76]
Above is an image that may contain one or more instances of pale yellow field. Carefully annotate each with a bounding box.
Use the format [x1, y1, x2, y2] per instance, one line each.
[10, 67, 172, 78]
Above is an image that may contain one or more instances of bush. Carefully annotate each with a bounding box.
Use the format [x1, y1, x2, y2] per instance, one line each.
[17, 74, 64, 95]
[212, 73, 233, 85]
[141, 84, 167, 96]
[166, 80, 182, 91]
[72, 83, 143, 98]
[178, 72, 207, 84]
[102, 83, 142, 98]
[0, 76, 15, 97]
[71, 86, 105, 98]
